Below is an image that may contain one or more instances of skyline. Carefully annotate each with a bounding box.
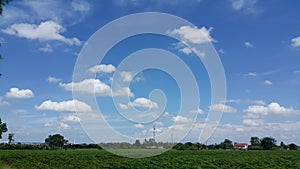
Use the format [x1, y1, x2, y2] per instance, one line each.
[0, 0, 300, 145]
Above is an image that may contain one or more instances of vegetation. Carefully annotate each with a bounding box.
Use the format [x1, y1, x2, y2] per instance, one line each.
[0, 149, 300, 169]
[0, 0, 12, 15]
[0, 118, 8, 139]
[45, 134, 68, 149]
[8, 133, 14, 144]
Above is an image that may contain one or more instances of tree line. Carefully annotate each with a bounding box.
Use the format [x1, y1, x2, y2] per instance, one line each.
[0, 118, 299, 150]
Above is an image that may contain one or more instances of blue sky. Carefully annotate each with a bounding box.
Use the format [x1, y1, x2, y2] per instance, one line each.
[0, 0, 300, 145]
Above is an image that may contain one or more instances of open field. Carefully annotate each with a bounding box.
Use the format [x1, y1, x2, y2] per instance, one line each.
[0, 149, 300, 169]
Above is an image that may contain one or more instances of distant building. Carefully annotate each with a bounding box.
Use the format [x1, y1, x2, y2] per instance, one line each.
[234, 143, 248, 150]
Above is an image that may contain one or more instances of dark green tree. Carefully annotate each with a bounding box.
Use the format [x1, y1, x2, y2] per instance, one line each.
[45, 134, 68, 149]
[260, 137, 276, 150]
[134, 139, 141, 147]
[250, 137, 260, 146]
[219, 139, 233, 149]
[8, 133, 14, 144]
[288, 143, 298, 150]
[0, 118, 8, 139]
[0, 0, 12, 15]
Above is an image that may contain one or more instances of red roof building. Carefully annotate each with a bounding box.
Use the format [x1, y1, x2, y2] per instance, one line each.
[234, 143, 248, 150]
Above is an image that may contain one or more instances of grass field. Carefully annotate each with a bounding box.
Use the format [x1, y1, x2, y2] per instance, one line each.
[0, 149, 300, 169]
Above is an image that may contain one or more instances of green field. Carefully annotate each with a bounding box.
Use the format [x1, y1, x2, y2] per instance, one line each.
[0, 149, 300, 169]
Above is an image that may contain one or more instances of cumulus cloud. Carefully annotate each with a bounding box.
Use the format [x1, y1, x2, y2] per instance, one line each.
[244, 102, 297, 116]
[2, 20, 81, 46]
[120, 71, 133, 82]
[118, 103, 129, 110]
[62, 115, 81, 123]
[58, 122, 70, 129]
[5, 88, 34, 99]
[171, 115, 191, 123]
[231, 0, 263, 15]
[88, 64, 116, 73]
[0, 97, 10, 106]
[209, 104, 237, 113]
[243, 118, 263, 127]
[169, 26, 215, 44]
[291, 36, 300, 47]
[38, 43, 53, 52]
[71, 0, 91, 12]
[245, 41, 254, 48]
[264, 80, 272, 85]
[169, 25, 215, 57]
[59, 79, 134, 97]
[35, 99, 93, 113]
[129, 98, 158, 109]
[47, 76, 61, 83]
[189, 108, 205, 114]
[134, 123, 144, 128]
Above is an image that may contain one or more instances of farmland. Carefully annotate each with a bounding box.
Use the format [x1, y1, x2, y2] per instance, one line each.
[0, 149, 299, 169]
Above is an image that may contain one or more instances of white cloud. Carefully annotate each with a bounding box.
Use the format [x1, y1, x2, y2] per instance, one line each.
[71, 0, 90, 12]
[35, 99, 93, 113]
[0, 97, 10, 106]
[245, 41, 253, 48]
[120, 71, 133, 82]
[0, 0, 91, 27]
[291, 36, 300, 47]
[154, 121, 164, 126]
[171, 115, 191, 123]
[209, 104, 237, 113]
[218, 49, 225, 54]
[59, 122, 70, 129]
[225, 99, 266, 105]
[5, 88, 34, 99]
[244, 72, 257, 77]
[88, 64, 116, 73]
[169, 26, 215, 44]
[231, 0, 263, 15]
[38, 43, 53, 52]
[62, 115, 81, 123]
[243, 118, 263, 126]
[47, 76, 61, 83]
[59, 79, 134, 97]
[129, 98, 158, 109]
[2, 20, 81, 46]
[293, 70, 300, 74]
[163, 112, 170, 117]
[189, 108, 205, 114]
[134, 123, 144, 128]
[264, 80, 272, 85]
[244, 102, 297, 116]
[118, 103, 129, 110]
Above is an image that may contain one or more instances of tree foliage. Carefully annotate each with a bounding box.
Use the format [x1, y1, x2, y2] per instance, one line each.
[8, 133, 14, 144]
[0, 118, 8, 139]
[45, 134, 68, 149]
[0, 0, 12, 15]
[219, 139, 233, 149]
[260, 137, 276, 150]
[250, 137, 260, 146]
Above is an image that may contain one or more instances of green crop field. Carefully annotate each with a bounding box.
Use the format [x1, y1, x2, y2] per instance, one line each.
[0, 149, 299, 169]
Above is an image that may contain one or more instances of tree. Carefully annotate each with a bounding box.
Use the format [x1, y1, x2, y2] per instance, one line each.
[134, 139, 141, 147]
[45, 134, 68, 149]
[8, 133, 14, 144]
[250, 137, 260, 146]
[0, 118, 8, 139]
[288, 143, 298, 150]
[219, 139, 233, 149]
[0, 0, 12, 15]
[260, 137, 276, 150]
